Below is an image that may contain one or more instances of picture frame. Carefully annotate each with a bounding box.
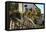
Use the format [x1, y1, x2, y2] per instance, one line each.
[5, 1, 45, 31]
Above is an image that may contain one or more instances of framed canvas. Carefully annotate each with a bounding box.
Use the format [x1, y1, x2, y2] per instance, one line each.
[5, 1, 45, 31]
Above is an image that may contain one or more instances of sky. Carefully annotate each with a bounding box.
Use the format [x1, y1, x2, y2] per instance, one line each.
[36, 4, 44, 14]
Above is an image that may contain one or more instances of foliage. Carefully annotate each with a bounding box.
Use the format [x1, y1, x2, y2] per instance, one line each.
[35, 6, 41, 17]
[8, 3, 18, 12]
